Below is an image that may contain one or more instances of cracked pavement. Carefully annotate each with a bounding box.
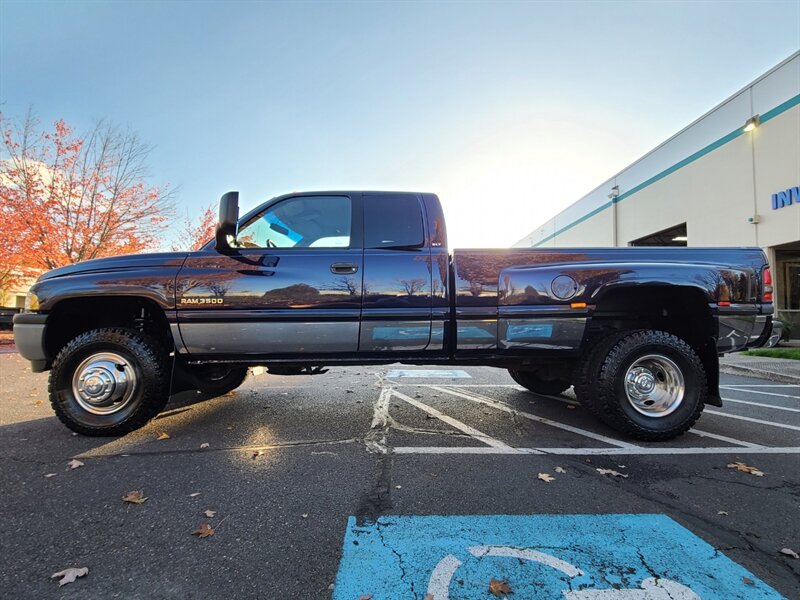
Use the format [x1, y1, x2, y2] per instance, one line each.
[0, 351, 798, 598]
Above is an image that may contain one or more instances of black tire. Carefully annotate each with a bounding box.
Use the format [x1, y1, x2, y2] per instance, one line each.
[577, 329, 706, 441]
[508, 369, 571, 395]
[49, 328, 170, 436]
[192, 366, 249, 397]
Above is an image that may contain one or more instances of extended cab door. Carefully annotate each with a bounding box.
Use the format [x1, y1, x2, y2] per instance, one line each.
[358, 193, 433, 352]
[176, 193, 363, 356]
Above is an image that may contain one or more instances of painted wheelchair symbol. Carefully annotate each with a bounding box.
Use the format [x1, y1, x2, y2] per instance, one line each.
[427, 545, 700, 599]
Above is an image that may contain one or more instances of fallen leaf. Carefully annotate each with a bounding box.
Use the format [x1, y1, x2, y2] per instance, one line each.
[67, 459, 84, 470]
[424, 595, 434, 600]
[189, 492, 201, 497]
[358, 595, 373, 600]
[122, 490, 147, 504]
[44, 473, 57, 478]
[192, 523, 215, 538]
[780, 547, 799, 559]
[554, 466, 566, 474]
[204, 510, 217, 518]
[251, 450, 264, 459]
[596, 468, 629, 478]
[156, 431, 171, 440]
[51, 566, 88, 587]
[717, 511, 729, 516]
[200, 443, 210, 449]
[538, 473, 555, 483]
[727, 462, 764, 476]
[489, 578, 512, 597]
[566, 405, 576, 409]
[301, 513, 309, 518]
[395, 485, 402, 489]
[742, 576, 755, 586]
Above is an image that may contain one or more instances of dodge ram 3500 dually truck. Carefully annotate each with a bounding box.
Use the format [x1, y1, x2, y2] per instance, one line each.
[13, 191, 775, 440]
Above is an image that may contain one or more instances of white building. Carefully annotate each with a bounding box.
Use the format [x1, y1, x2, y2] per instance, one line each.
[515, 52, 800, 337]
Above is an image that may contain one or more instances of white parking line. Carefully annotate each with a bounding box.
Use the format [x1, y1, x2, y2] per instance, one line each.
[430, 385, 639, 449]
[720, 387, 800, 400]
[721, 398, 800, 413]
[389, 389, 520, 451]
[688, 428, 763, 448]
[722, 384, 799, 388]
[393, 446, 800, 455]
[705, 410, 800, 431]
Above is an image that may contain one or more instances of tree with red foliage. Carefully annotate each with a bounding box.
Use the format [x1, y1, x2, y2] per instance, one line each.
[0, 112, 174, 297]
[170, 204, 217, 251]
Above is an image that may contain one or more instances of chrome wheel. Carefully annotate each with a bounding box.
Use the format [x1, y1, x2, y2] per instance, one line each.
[71, 352, 137, 415]
[624, 354, 685, 417]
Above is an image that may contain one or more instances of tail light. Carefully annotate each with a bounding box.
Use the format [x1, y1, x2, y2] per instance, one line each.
[762, 266, 773, 303]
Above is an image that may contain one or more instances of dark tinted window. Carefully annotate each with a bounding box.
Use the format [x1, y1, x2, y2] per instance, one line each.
[364, 194, 424, 249]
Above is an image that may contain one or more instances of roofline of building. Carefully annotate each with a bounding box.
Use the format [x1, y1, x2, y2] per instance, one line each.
[516, 50, 800, 247]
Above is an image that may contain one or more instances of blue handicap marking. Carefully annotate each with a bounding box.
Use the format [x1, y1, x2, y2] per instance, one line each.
[333, 514, 785, 599]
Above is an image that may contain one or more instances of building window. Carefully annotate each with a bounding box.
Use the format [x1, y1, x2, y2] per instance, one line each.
[629, 223, 688, 247]
[785, 262, 800, 310]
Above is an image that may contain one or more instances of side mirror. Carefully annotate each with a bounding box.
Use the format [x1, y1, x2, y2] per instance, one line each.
[215, 191, 239, 253]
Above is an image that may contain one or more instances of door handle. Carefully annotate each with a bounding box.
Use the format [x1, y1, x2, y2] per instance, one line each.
[330, 262, 358, 275]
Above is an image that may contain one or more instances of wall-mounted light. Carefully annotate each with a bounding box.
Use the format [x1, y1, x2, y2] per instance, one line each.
[744, 115, 760, 132]
[672, 236, 688, 242]
[608, 185, 620, 200]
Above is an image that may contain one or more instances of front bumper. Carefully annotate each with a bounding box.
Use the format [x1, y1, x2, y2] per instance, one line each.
[12, 313, 49, 372]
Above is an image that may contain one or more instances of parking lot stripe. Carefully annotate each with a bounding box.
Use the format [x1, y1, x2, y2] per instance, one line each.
[705, 409, 800, 431]
[720, 387, 800, 400]
[721, 397, 800, 413]
[393, 446, 800, 455]
[393, 446, 544, 454]
[688, 428, 764, 448]
[389, 389, 520, 451]
[431, 386, 639, 449]
[721, 384, 799, 388]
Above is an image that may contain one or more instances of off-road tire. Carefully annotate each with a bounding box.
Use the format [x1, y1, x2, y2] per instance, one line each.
[49, 328, 170, 436]
[576, 329, 706, 441]
[508, 369, 571, 395]
[193, 366, 249, 397]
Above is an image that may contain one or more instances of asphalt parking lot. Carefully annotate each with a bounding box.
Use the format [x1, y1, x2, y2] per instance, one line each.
[0, 352, 798, 599]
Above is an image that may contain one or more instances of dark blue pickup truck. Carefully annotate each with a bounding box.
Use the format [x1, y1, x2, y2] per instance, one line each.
[13, 191, 774, 440]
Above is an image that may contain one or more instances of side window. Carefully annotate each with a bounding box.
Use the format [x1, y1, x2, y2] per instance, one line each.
[237, 196, 351, 249]
[364, 194, 424, 249]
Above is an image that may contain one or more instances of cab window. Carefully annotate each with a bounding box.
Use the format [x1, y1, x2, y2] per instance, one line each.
[363, 194, 424, 249]
[237, 196, 352, 249]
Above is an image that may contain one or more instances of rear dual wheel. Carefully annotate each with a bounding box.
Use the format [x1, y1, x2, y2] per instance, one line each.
[575, 329, 706, 441]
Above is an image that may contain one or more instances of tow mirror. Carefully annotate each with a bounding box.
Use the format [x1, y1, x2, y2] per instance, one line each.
[215, 191, 239, 253]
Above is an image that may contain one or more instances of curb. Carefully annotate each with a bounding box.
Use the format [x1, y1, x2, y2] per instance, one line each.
[719, 363, 800, 385]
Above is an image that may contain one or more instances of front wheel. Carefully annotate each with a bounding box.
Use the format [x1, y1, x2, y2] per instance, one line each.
[508, 369, 571, 395]
[575, 330, 706, 441]
[49, 328, 170, 436]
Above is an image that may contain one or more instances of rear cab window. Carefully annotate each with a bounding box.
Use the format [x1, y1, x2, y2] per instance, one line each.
[363, 194, 425, 249]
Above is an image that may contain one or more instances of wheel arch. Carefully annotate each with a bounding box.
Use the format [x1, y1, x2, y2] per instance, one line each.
[44, 296, 176, 360]
[588, 284, 720, 406]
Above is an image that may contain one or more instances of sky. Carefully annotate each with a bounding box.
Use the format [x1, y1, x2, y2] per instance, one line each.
[1, 1, 799, 249]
